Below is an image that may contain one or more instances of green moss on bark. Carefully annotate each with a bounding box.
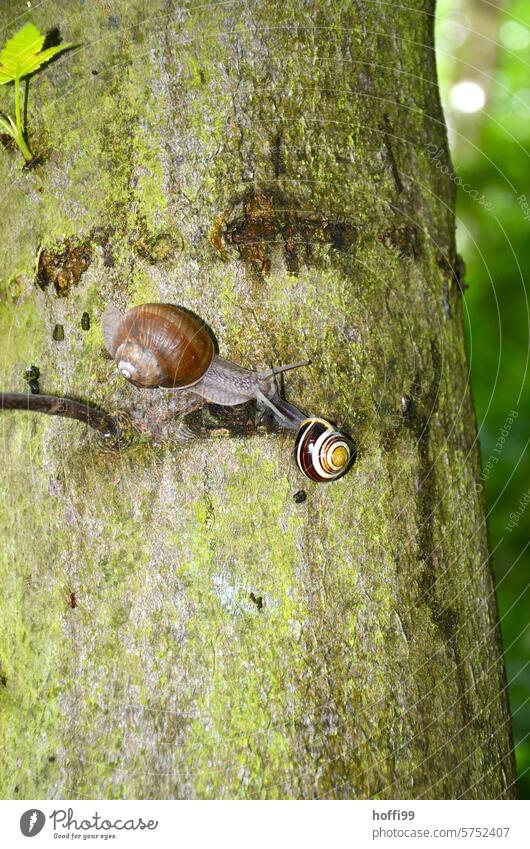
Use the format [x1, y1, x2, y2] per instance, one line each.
[0, 0, 514, 799]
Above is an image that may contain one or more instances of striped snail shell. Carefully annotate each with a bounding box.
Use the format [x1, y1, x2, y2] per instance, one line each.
[102, 303, 214, 389]
[294, 418, 355, 482]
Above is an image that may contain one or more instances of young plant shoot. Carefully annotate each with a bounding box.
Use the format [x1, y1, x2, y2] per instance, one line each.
[0, 22, 72, 163]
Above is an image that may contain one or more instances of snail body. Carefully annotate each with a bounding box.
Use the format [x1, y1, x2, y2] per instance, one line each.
[103, 302, 356, 482]
[103, 303, 306, 426]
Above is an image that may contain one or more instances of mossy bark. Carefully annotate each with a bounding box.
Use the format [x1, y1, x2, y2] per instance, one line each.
[0, 0, 515, 799]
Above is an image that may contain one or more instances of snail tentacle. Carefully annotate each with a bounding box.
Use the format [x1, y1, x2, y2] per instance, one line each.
[257, 359, 311, 380]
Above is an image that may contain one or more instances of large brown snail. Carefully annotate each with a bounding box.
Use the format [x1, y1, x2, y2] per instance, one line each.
[102, 302, 355, 482]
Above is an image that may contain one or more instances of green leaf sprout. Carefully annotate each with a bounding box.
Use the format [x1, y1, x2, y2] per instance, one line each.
[0, 22, 73, 163]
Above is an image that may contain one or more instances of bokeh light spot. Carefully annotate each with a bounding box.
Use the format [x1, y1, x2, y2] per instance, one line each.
[500, 20, 530, 50]
[437, 12, 469, 47]
[450, 80, 486, 113]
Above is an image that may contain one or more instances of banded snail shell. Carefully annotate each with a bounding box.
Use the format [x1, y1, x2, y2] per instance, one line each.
[294, 418, 355, 482]
[102, 303, 215, 389]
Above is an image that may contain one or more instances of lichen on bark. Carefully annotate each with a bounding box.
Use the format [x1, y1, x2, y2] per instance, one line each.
[0, 0, 515, 799]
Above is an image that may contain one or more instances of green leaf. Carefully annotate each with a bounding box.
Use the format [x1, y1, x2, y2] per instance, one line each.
[0, 22, 72, 85]
[0, 113, 17, 138]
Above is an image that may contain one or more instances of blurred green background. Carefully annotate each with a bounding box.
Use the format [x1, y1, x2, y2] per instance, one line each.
[436, 0, 530, 798]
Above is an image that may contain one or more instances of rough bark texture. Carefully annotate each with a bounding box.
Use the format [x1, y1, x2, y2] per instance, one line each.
[0, 0, 516, 799]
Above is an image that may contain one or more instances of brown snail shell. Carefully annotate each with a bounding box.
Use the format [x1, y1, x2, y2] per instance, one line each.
[294, 418, 355, 482]
[102, 303, 215, 389]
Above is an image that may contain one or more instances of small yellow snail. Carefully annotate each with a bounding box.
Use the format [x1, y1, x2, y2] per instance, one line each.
[294, 418, 355, 483]
[103, 302, 355, 482]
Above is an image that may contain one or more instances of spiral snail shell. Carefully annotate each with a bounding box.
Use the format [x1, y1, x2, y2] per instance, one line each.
[102, 303, 214, 389]
[294, 418, 355, 482]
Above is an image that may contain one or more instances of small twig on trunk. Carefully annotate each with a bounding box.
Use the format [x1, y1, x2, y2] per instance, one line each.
[0, 392, 120, 439]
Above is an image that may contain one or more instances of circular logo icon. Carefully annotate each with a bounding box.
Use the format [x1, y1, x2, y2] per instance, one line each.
[20, 809, 46, 837]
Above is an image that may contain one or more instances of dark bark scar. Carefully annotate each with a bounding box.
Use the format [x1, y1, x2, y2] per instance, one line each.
[209, 189, 356, 277]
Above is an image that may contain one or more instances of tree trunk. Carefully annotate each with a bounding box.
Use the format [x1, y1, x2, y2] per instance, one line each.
[0, 0, 515, 799]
